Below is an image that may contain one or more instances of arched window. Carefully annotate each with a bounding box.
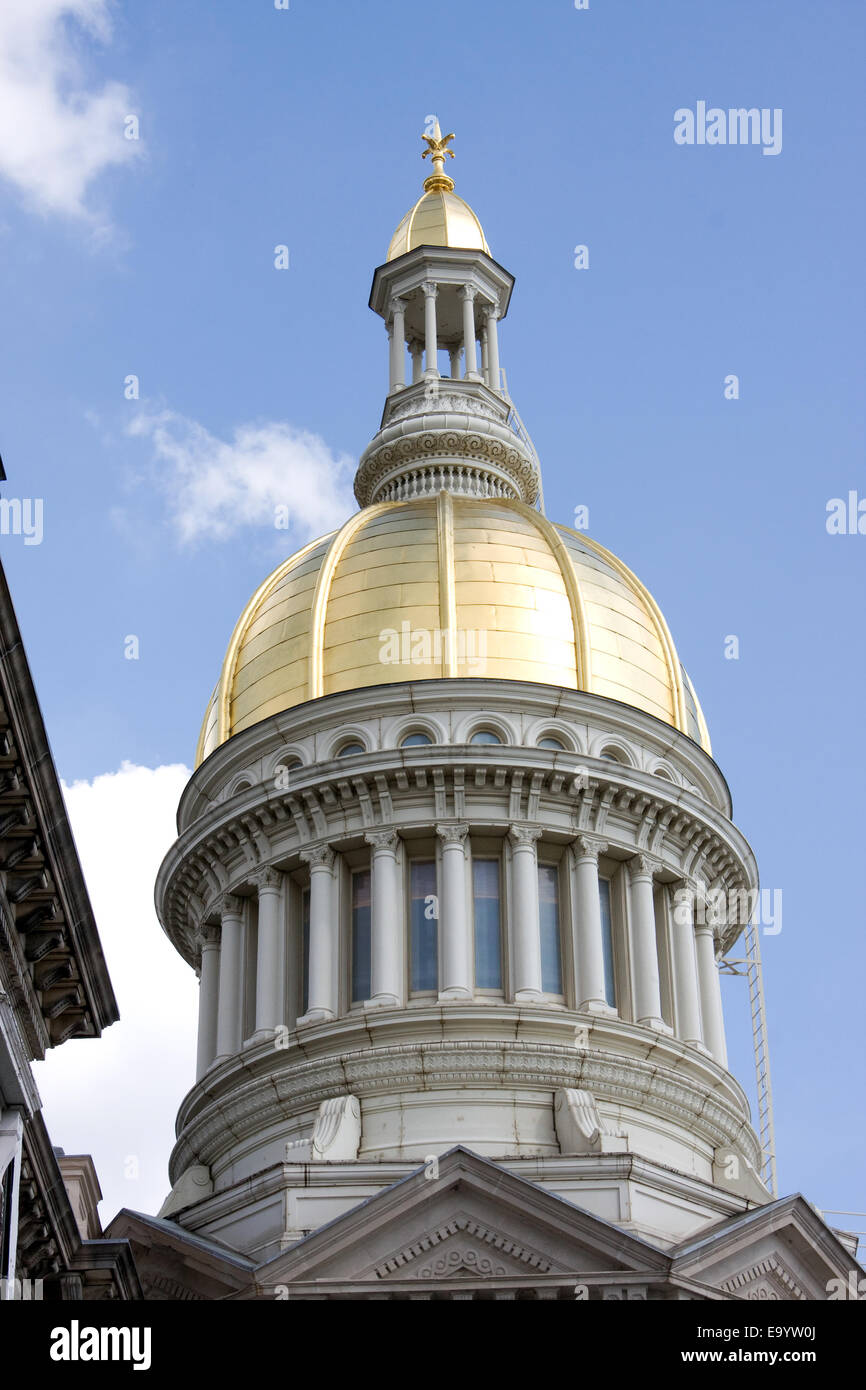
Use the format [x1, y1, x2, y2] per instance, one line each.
[337, 741, 365, 757]
[599, 747, 625, 763]
[470, 729, 502, 746]
[538, 736, 566, 751]
[401, 732, 432, 747]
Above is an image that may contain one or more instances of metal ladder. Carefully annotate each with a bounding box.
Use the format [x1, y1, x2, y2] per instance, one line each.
[499, 369, 546, 516]
[719, 920, 778, 1197]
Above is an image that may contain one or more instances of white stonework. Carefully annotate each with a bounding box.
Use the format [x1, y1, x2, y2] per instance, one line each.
[134, 150, 864, 1301]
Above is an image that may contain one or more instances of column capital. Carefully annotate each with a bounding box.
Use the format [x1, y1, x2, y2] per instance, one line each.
[482, 299, 500, 321]
[509, 824, 542, 849]
[218, 892, 244, 919]
[572, 835, 608, 863]
[365, 829, 400, 855]
[421, 278, 439, 299]
[252, 865, 282, 893]
[460, 283, 478, 302]
[389, 295, 407, 319]
[408, 337, 423, 355]
[627, 853, 659, 882]
[195, 922, 221, 951]
[436, 821, 469, 848]
[300, 845, 336, 871]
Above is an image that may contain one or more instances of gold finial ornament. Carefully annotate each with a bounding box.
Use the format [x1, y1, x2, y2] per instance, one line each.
[421, 119, 456, 192]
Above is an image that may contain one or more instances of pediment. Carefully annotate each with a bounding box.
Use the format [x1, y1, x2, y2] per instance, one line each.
[374, 1210, 557, 1281]
[257, 1147, 669, 1291]
[672, 1194, 864, 1301]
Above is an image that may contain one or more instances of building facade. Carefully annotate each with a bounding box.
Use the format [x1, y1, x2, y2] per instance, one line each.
[0, 547, 139, 1301]
[111, 128, 862, 1301]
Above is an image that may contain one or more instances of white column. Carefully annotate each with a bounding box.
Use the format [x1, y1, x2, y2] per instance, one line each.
[0, 1109, 23, 1291]
[449, 346, 462, 378]
[409, 338, 424, 384]
[254, 867, 285, 1035]
[365, 830, 401, 1006]
[299, 846, 336, 1022]
[695, 919, 728, 1066]
[626, 855, 666, 1030]
[461, 285, 480, 380]
[480, 324, 489, 383]
[670, 882, 704, 1048]
[436, 823, 472, 1000]
[389, 297, 406, 393]
[484, 303, 501, 391]
[215, 893, 245, 1059]
[195, 923, 221, 1078]
[572, 837, 616, 1015]
[422, 279, 439, 378]
[509, 825, 543, 1002]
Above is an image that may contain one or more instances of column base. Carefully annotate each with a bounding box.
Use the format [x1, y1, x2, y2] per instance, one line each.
[364, 994, 400, 1010]
[296, 1008, 335, 1027]
[638, 1016, 674, 1035]
[424, 368, 440, 381]
[514, 988, 544, 1004]
[578, 999, 618, 1017]
[464, 370, 483, 383]
[684, 1037, 712, 1056]
[438, 987, 473, 1003]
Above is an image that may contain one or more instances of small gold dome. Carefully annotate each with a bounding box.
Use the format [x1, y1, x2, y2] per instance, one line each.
[196, 497, 710, 766]
[386, 121, 489, 261]
[387, 187, 490, 262]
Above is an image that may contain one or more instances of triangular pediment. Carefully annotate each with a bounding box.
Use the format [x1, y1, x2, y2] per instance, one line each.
[256, 1147, 670, 1293]
[671, 1194, 865, 1301]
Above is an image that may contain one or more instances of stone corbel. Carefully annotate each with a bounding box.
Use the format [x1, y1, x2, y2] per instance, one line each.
[284, 1096, 362, 1163]
[712, 1146, 770, 1203]
[554, 1088, 628, 1156]
[157, 1163, 213, 1219]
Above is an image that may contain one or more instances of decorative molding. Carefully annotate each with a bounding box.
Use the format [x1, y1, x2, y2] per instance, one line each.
[299, 846, 336, 871]
[719, 1256, 807, 1302]
[508, 824, 542, 849]
[364, 830, 399, 855]
[251, 866, 282, 892]
[218, 893, 244, 918]
[435, 821, 469, 848]
[374, 1214, 553, 1280]
[169, 1033, 758, 1183]
[572, 835, 608, 862]
[627, 853, 659, 881]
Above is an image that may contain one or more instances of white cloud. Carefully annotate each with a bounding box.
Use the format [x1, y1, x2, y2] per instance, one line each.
[33, 761, 197, 1226]
[128, 407, 357, 545]
[0, 1, 140, 221]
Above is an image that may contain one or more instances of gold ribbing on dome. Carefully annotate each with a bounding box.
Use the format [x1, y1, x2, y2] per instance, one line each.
[421, 120, 456, 193]
[197, 497, 713, 767]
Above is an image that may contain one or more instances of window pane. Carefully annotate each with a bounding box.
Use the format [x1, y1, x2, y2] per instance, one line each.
[538, 864, 562, 994]
[473, 859, 502, 989]
[470, 730, 501, 745]
[410, 860, 438, 992]
[599, 878, 616, 1008]
[538, 737, 565, 750]
[351, 869, 372, 1002]
[301, 887, 310, 1014]
[401, 732, 432, 747]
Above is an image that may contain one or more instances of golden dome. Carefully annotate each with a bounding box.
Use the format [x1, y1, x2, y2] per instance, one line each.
[196, 496, 710, 766]
[386, 120, 489, 261]
[387, 188, 490, 262]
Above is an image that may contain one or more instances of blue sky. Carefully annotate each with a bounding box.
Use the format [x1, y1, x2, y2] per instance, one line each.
[2, 1, 864, 1228]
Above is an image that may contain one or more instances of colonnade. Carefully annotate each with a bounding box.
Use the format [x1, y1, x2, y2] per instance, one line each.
[193, 828, 728, 1078]
[387, 284, 501, 394]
